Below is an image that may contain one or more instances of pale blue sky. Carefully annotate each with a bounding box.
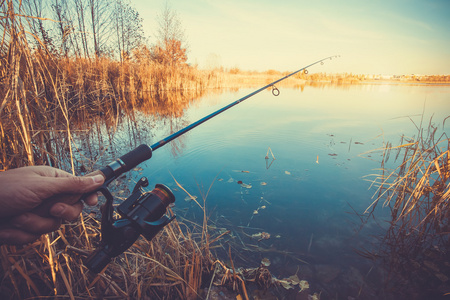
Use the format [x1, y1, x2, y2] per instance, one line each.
[133, 0, 450, 75]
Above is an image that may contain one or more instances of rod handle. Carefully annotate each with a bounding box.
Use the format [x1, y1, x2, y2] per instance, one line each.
[100, 144, 152, 182]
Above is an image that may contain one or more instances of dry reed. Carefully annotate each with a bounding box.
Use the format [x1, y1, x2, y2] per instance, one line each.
[362, 116, 450, 298]
[1, 3, 321, 299]
[0, 1, 219, 171]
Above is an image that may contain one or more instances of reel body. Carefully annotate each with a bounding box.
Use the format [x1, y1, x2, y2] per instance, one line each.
[85, 177, 175, 273]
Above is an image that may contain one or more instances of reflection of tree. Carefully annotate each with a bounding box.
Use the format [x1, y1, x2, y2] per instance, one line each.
[67, 87, 216, 173]
[166, 114, 188, 158]
[137, 90, 194, 158]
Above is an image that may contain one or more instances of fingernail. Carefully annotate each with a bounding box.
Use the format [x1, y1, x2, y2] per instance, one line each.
[92, 174, 104, 184]
[51, 205, 65, 217]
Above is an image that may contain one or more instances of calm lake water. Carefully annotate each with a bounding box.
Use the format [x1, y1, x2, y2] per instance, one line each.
[85, 82, 449, 299]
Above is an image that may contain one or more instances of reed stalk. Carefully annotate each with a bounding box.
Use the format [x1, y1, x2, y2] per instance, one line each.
[362, 116, 450, 298]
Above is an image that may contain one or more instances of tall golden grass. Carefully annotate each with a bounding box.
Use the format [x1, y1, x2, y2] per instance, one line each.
[0, 2, 219, 171]
[0, 4, 226, 299]
[0, 4, 316, 299]
[362, 116, 450, 298]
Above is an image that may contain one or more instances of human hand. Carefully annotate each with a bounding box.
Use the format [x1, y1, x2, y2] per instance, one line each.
[0, 166, 105, 245]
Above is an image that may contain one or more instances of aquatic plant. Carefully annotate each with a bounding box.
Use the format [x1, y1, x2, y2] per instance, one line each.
[362, 116, 450, 298]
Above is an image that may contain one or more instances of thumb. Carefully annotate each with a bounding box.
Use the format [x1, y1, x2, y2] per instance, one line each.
[51, 174, 105, 194]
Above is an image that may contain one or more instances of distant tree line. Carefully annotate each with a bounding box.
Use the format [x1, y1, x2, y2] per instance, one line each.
[4, 0, 187, 66]
[0, 0, 213, 169]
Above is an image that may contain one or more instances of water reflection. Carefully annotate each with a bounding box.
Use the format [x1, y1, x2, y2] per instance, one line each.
[73, 83, 449, 299]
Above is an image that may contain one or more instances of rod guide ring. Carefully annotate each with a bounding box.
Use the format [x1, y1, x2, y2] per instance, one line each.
[271, 85, 280, 96]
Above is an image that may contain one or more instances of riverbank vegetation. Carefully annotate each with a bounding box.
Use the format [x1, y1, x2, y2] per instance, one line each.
[0, 2, 315, 299]
[1, 1, 449, 299]
[214, 68, 450, 88]
[0, 0, 222, 170]
[362, 117, 450, 298]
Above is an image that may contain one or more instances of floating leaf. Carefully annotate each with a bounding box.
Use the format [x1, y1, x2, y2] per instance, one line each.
[301, 282, 309, 290]
[252, 232, 270, 240]
[184, 195, 197, 202]
[241, 183, 252, 189]
[309, 293, 320, 300]
[279, 279, 294, 289]
[260, 232, 270, 240]
[288, 275, 300, 285]
[261, 258, 271, 267]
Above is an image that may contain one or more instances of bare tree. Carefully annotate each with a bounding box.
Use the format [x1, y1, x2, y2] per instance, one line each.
[114, 0, 144, 61]
[51, 0, 71, 57]
[73, 0, 90, 58]
[20, 0, 55, 52]
[5, 0, 142, 59]
[87, 0, 113, 57]
[152, 2, 188, 66]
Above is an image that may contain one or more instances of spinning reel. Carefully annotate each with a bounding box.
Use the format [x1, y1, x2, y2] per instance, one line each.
[85, 176, 175, 273]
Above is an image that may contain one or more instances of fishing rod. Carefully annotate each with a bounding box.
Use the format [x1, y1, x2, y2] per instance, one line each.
[82, 55, 340, 273]
[150, 55, 340, 152]
[97, 55, 340, 184]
